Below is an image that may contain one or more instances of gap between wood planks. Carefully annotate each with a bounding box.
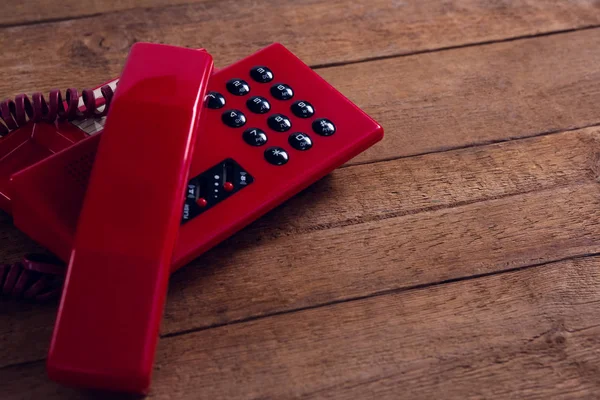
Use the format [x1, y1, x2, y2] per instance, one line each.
[3, 2, 600, 373]
[312, 24, 600, 70]
[343, 121, 600, 169]
[2, 249, 600, 373]
[160, 249, 600, 340]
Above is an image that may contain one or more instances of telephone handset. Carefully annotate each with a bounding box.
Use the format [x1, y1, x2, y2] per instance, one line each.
[46, 43, 214, 393]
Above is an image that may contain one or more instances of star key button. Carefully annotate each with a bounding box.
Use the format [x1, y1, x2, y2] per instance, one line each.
[264, 147, 289, 166]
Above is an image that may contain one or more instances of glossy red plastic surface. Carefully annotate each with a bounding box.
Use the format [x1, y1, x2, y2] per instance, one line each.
[0, 120, 88, 213]
[11, 43, 383, 271]
[45, 43, 213, 393]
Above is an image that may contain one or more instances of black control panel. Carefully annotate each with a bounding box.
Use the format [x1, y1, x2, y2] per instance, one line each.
[181, 159, 254, 224]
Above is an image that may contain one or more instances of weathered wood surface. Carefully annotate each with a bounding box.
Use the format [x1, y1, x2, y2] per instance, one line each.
[2, 127, 600, 368]
[1, 0, 600, 93]
[2, 0, 600, 399]
[3, 257, 600, 399]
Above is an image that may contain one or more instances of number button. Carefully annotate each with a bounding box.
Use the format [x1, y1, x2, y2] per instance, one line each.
[243, 128, 268, 146]
[222, 109, 247, 128]
[270, 83, 294, 100]
[288, 132, 313, 151]
[312, 118, 336, 136]
[206, 92, 226, 109]
[250, 66, 274, 83]
[226, 79, 250, 96]
[264, 147, 289, 166]
[246, 96, 271, 114]
[291, 100, 314, 118]
[267, 114, 292, 132]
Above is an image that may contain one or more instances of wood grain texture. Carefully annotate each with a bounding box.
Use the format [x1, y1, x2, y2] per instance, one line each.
[2, 126, 600, 368]
[4, 28, 600, 167]
[164, 182, 600, 334]
[3, 256, 600, 399]
[2, 2, 600, 398]
[1, 0, 600, 94]
[0, 0, 209, 26]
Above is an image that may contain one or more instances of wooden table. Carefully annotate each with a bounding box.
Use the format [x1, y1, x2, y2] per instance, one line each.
[2, 1, 600, 398]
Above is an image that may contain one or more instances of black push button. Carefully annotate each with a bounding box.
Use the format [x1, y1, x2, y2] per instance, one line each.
[288, 132, 313, 151]
[243, 128, 268, 146]
[206, 92, 226, 109]
[267, 114, 292, 132]
[313, 118, 336, 136]
[264, 147, 289, 166]
[270, 83, 294, 100]
[222, 109, 247, 128]
[226, 79, 250, 96]
[291, 101, 314, 118]
[250, 66, 274, 83]
[246, 96, 271, 114]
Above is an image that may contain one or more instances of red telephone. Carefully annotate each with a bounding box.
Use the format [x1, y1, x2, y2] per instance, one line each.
[4, 42, 383, 393]
[11, 42, 384, 271]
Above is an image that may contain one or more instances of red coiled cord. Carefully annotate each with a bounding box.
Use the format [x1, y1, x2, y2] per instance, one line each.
[0, 254, 66, 302]
[0, 85, 115, 136]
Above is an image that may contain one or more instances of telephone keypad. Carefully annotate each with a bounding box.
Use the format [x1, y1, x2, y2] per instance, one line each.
[270, 83, 294, 100]
[288, 132, 313, 151]
[206, 92, 226, 109]
[264, 147, 289, 166]
[313, 118, 336, 136]
[246, 96, 271, 114]
[291, 100, 314, 118]
[250, 66, 274, 83]
[222, 109, 247, 128]
[214, 65, 336, 164]
[267, 114, 292, 132]
[243, 128, 268, 147]
[226, 79, 251, 96]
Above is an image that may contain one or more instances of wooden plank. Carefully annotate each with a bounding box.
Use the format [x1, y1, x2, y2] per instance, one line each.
[1, 0, 600, 94]
[2, 28, 600, 167]
[2, 127, 599, 368]
[163, 182, 600, 334]
[0, 0, 208, 26]
[3, 256, 600, 399]
[336, 28, 600, 164]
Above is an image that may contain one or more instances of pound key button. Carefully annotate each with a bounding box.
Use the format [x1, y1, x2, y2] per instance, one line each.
[312, 118, 336, 136]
